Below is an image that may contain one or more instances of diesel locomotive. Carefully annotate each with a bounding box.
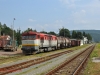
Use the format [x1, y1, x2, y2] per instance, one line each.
[21, 31, 80, 54]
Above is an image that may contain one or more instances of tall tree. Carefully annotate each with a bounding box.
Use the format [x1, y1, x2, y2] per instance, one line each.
[72, 30, 77, 39]
[40, 31, 48, 34]
[77, 31, 83, 39]
[16, 29, 21, 46]
[1, 23, 14, 37]
[33, 29, 37, 32]
[23, 28, 37, 33]
[48, 31, 57, 35]
[85, 33, 92, 42]
[59, 28, 70, 38]
[83, 31, 86, 37]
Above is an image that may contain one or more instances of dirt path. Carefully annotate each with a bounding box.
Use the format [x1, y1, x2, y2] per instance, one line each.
[0, 48, 22, 57]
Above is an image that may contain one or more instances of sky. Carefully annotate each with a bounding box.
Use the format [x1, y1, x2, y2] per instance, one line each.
[0, 0, 100, 33]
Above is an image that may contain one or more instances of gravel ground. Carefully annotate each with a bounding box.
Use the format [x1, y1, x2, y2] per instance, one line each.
[0, 48, 22, 57]
[6, 45, 91, 75]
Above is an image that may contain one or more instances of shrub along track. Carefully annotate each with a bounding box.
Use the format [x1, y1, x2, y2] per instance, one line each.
[46, 44, 95, 75]
[0, 49, 74, 75]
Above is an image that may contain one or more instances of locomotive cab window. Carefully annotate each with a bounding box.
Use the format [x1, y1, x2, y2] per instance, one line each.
[22, 36, 27, 40]
[22, 34, 36, 40]
[29, 35, 36, 39]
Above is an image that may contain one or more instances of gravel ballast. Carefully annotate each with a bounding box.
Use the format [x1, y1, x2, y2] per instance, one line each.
[6, 45, 91, 75]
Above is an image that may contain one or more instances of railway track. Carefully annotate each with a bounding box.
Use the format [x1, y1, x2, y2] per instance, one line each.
[45, 44, 95, 75]
[0, 45, 89, 64]
[0, 49, 70, 64]
[0, 49, 74, 75]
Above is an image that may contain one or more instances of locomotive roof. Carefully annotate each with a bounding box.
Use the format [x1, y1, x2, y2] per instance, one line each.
[22, 31, 48, 35]
[22, 31, 57, 37]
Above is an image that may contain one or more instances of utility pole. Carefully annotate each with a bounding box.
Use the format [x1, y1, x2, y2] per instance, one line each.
[59, 28, 60, 36]
[13, 18, 15, 41]
[12, 18, 16, 49]
[0, 27, 1, 36]
[63, 26, 65, 37]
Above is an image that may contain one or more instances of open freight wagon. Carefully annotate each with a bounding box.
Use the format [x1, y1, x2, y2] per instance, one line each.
[0, 35, 17, 51]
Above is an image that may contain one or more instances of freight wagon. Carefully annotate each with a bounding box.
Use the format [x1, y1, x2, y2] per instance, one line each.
[70, 39, 81, 47]
[0, 35, 17, 51]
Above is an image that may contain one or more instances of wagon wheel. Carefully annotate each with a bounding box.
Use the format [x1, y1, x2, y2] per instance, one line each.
[11, 47, 17, 52]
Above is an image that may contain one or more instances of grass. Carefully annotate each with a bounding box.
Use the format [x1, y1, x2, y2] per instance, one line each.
[16, 60, 53, 75]
[84, 43, 100, 75]
[16, 44, 90, 75]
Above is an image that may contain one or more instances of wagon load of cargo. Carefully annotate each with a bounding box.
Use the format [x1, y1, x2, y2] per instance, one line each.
[0, 35, 17, 51]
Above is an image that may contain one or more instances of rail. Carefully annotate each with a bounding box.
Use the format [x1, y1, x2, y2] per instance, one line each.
[45, 44, 95, 75]
[0, 50, 73, 75]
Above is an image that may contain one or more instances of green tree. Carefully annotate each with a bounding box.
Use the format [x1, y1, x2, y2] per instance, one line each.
[48, 31, 57, 35]
[40, 31, 48, 34]
[24, 28, 32, 32]
[59, 27, 70, 38]
[83, 31, 86, 37]
[0, 22, 17, 41]
[33, 29, 37, 32]
[77, 31, 83, 39]
[1, 24, 14, 37]
[72, 30, 77, 39]
[0, 22, 2, 36]
[16, 29, 21, 46]
[0, 22, 2, 28]
[23, 28, 37, 33]
[85, 33, 92, 43]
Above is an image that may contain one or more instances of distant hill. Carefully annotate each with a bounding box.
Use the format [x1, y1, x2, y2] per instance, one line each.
[70, 30, 100, 42]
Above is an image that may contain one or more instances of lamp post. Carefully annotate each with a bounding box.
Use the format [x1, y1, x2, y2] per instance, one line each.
[13, 18, 15, 41]
[62, 26, 65, 37]
[0, 27, 1, 36]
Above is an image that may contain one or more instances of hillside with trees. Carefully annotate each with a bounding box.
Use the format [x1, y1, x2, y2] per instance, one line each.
[70, 30, 100, 42]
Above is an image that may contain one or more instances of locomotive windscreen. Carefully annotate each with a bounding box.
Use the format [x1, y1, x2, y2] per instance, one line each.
[22, 34, 36, 40]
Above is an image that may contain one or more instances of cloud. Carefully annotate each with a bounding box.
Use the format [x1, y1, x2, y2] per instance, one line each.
[81, 10, 86, 13]
[74, 20, 87, 24]
[72, 9, 86, 19]
[59, 0, 81, 8]
[59, 0, 81, 4]
[29, 24, 49, 32]
[27, 20, 66, 33]
[59, 0, 69, 4]
[55, 20, 63, 23]
[85, 0, 100, 15]
[27, 0, 100, 31]
[71, 10, 91, 29]
[28, 19, 36, 22]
